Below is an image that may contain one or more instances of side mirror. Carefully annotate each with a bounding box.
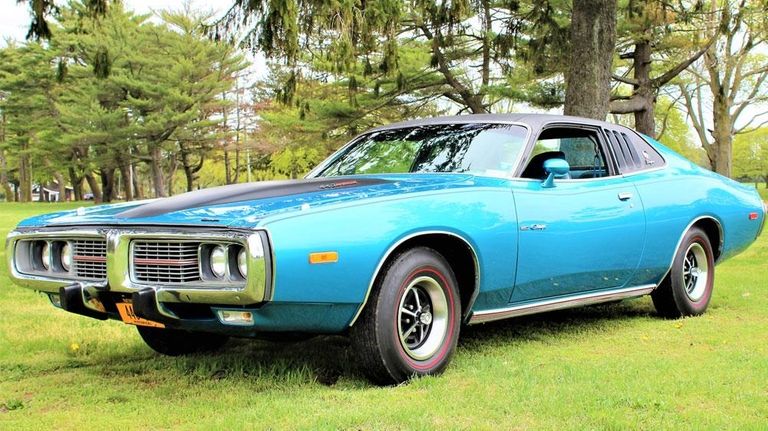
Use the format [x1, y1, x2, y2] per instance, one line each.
[542, 158, 570, 188]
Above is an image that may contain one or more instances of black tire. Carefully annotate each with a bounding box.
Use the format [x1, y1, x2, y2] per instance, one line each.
[137, 326, 229, 356]
[651, 227, 715, 318]
[351, 247, 461, 385]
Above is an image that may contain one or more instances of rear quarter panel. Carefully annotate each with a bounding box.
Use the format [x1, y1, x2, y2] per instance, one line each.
[627, 140, 764, 287]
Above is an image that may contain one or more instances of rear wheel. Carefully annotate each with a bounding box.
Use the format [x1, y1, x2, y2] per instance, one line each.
[652, 227, 715, 318]
[351, 247, 460, 385]
[137, 326, 229, 356]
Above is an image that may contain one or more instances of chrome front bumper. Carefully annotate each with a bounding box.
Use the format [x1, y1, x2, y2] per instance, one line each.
[6, 227, 273, 312]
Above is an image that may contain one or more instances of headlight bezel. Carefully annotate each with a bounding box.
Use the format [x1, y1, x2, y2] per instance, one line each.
[39, 241, 51, 271]
[237, 247, 247, 279]
[60, 241, 73, 272]
[209, 245, 228, 279]
[194, 241, 256, 285]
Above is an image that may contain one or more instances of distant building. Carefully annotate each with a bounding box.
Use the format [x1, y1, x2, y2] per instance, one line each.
[32, 183, 75, 202]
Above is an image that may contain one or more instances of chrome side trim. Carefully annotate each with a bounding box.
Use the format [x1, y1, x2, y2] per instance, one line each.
[347, 230, 481, 327]
[620, 166, 666, 178]
[468, 284, 655, 324]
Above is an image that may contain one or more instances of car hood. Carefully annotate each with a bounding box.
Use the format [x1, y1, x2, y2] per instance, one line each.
[17, 174, 484, 229]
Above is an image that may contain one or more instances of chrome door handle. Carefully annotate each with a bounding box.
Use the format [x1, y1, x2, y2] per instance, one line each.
[618, 192, 633, 201]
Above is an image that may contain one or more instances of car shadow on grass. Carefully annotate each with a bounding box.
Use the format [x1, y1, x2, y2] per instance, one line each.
[459, 297, 657, 350]
[89, 298, 657, 387]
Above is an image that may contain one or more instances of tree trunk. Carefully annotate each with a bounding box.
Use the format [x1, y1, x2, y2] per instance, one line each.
[132, 164, 143, 200]
[709, 97, 733, 177]
[68, 168, 83, 201]
[12, 181, 20, 202]
[179, 143, 197, 192]
[564, 0, 617, 120]
[131, 146, 143, 200]
[0, 149, 13, 202]
[18, 150, 32, 202]
[150, 145, 167, 198]
[55, 172, 66, 202]
[224, 148, 232, 184]
[631, 41, 656, 136]
[166, 153, 178, 197]
[100, 168, 116, 203]
[118, 154, 133, 201]
[85, 173, 102, 203]
[0, 114, 11, 202]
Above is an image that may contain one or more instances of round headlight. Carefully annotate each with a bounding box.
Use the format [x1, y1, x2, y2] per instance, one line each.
[210, 245, 227, 278]
[237, 248, 247, 278]
[41, 242, 51, 270]
[61, 242, 73, 271]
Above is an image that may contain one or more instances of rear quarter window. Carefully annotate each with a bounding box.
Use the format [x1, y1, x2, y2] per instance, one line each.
[626, 131, 665, 169]
[605, 127, 665, 173]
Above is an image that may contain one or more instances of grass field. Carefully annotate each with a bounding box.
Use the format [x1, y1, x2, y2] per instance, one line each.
[757, 183, 768, 201]
[1, 201, 766, 430]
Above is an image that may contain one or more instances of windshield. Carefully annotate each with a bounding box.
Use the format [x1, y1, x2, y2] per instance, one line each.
[314, 123, 528, 178]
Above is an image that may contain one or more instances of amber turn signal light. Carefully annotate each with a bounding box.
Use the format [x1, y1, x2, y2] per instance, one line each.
[309, 251, 339, 264]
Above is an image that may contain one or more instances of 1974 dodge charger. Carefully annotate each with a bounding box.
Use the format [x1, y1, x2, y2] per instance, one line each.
[6, 114, 766, 384]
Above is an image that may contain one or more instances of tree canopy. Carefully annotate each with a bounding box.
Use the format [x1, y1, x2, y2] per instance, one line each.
[3, 0, 767, 202]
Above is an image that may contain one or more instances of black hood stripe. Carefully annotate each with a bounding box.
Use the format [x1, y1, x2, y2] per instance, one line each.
[116, 178, 391, 219]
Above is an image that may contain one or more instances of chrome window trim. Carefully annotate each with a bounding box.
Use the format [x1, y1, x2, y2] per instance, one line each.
[468, 284, 656, 324]
[306, 121, 533, 180]
[518, 121, 619, 179]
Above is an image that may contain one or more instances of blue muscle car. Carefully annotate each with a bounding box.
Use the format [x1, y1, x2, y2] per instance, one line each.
[6, 114, 766, 384]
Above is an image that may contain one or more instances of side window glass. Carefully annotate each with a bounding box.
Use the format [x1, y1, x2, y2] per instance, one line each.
[522, 127, 612, 180]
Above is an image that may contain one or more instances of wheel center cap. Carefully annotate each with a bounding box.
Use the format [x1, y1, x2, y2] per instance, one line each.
[419, 311, 433, 325]
[690, 267, 701, 277]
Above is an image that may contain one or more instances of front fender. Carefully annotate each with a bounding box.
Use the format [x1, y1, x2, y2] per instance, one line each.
[261, 187, 518, 329]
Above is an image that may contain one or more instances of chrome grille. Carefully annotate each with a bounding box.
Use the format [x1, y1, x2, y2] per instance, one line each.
[73, 239, 108, 280]
[132, 241, 201, 284]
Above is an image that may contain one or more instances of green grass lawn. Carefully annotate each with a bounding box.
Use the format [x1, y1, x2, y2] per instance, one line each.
[1, 202, 766, 430]
[757, 183, 768, 201]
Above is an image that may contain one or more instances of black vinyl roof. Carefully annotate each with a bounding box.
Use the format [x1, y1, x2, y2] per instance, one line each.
[368, 113, 617, 133]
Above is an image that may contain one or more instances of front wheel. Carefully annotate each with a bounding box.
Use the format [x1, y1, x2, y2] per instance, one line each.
[137, 326, 229, 356]
[351, 247, 461, 385]
[651, 227, 715, 318]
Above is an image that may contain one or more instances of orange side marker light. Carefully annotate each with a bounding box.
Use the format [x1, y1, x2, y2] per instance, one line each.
[309, 251, 339, 264]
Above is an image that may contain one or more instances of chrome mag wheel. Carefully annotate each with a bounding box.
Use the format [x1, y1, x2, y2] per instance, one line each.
[682, 242, 709, 302]
[351, 247, 460, 385]
[398, 276, 449, 360]
[651, 227, 715, 319]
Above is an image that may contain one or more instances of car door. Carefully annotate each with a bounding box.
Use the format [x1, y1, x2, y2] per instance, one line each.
[510, 124, 646, 303]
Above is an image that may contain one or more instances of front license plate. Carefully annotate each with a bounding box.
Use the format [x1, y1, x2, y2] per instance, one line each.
[116, 302, 165, 328]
